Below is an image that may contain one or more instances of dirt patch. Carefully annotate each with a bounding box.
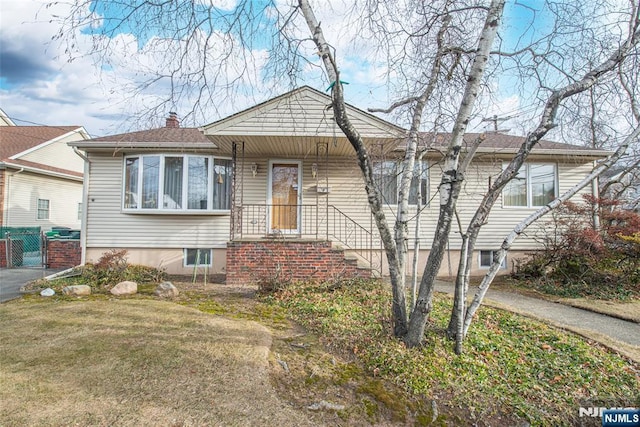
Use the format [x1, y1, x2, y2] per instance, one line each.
[181, 282, 522, 426]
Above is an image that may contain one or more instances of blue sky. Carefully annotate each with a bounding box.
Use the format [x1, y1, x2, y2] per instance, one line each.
[0, 0, 597, 138]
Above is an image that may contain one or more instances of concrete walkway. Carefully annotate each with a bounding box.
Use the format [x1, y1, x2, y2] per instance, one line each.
[434, 281, 640, 359]
[0, 268, 64, 302]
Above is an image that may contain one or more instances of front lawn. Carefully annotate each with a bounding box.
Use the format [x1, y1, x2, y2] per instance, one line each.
[261, 279, 640, 426]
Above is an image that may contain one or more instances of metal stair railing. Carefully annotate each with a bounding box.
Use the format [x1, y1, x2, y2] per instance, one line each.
[327, 205, 382, 275]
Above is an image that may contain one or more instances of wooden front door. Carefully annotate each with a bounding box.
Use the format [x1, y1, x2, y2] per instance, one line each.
[269, 161, 301, 233]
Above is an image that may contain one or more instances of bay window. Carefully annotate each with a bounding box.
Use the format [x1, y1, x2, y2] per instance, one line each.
[123, 154, 232, 212]
[503, 163, 557, 207]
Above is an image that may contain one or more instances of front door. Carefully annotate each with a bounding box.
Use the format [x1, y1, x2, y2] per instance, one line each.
[269, 161, 301, 233]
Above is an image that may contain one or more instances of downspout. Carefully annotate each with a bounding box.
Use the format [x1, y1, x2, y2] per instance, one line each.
[591, 160, 600, 231]
[73, 147, 90, 265]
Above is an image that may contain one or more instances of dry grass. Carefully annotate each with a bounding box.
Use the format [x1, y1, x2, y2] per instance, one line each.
[0, 298, 317, 427]
[555, 298, 640, 323]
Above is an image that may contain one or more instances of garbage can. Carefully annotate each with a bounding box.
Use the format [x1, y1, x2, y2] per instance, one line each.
[11, 239, 24, 267]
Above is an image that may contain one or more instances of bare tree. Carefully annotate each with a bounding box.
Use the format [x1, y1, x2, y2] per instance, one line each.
[51, 0, 640, 349]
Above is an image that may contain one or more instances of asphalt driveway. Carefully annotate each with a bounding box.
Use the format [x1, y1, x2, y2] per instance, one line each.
[0, 268, 64, 302]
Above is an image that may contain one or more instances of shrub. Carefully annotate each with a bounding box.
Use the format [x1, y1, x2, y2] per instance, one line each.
[82, 249, 166, 291]
[514, 196, 640, 300]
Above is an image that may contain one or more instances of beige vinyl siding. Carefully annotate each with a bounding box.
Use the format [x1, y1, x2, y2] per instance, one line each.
[19, 133, 85, 173]
[278, 156, 596, 252]
[84, 153, 231, 248]
[3, 171, 82, 229]
[206, 91, 402, 139]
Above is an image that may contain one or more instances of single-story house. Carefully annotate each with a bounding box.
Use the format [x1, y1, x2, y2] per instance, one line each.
[69, 87, 609, 283]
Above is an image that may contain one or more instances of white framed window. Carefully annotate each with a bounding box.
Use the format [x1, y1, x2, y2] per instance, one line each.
[123, 154, 232, 212]
[479, 250, 507, 269]
[37, 198, 50, 220]
[77, 203, 83, 220]
[373, 160, 428, 205]
[184, 248, 213, 267]
[503, 163, 557, 208]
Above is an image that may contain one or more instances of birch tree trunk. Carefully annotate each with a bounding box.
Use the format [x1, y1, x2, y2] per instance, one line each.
[463, 124, 640, 337]
[447, 18, 640, 342]
[411, 152, 426, 309]
[404, 0, 506, 348]
[299, 0, 410, 335]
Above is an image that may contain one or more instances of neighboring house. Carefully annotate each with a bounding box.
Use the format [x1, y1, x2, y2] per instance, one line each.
[0, 115, 90, 230]
[601, 166, 640, 213]
[70, 87, 609, 283]
[0, 108, 16, 126]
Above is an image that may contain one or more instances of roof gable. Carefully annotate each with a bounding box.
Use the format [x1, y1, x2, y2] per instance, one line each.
[0, 126, 85, 159]
[202, 86, 406, 139]
[0, 108, 16, 126]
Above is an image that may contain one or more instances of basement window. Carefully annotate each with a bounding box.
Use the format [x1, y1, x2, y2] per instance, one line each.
[184, 248, 213, 267]
[479, 250, 507, 269]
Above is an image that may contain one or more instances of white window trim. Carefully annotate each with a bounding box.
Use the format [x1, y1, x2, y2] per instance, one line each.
[122, 154, 232, 214]
[375, 159, 429, 206]
[184, 248, 213, 267]
[502, 162, 558, 208]
[478, 250, 507, 269]
[37, 198, 50, 220]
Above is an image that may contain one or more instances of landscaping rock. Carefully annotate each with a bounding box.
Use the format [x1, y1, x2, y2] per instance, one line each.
[40, 288, 55, 297]
[154, 281, 179, 298]
[62, 285, 91, 296]
[110, 281, 138, 296]
[306, 400, 345, 412]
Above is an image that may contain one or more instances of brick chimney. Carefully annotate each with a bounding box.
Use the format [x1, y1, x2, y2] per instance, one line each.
[166, 111, 179, 128]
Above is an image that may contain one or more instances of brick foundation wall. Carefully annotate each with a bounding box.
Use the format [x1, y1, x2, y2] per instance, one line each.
[226, 240, 371, 286]
[46, 239, 81, 269]
[0, 240, 7, 268]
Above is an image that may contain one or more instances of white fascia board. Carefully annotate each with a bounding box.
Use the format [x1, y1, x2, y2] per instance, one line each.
[9, 127, 89, 159]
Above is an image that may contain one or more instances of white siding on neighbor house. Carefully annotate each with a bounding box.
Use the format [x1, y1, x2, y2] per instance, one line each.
[3, 171, 82, 229]
[19, 133, 85, 173]
[84, 153, 231, 248]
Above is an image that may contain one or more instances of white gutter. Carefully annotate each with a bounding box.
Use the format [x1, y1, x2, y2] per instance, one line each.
[73, 147, 90, 163]
[0, 161, 82, 181]
[9, 127, 89, 159]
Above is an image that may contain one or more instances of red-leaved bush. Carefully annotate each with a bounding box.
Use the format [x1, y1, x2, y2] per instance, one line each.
[514, 195, 640, 300]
